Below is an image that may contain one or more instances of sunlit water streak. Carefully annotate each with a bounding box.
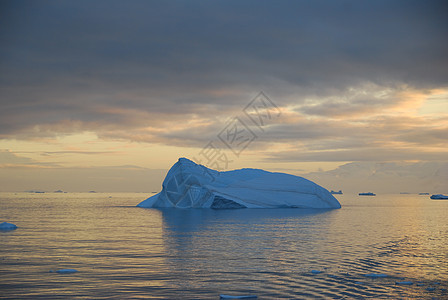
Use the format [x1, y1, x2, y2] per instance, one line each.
[1, 192, 447, 299]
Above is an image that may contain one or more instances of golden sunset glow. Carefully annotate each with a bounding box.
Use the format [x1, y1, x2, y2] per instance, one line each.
[1, 1, 447, 193]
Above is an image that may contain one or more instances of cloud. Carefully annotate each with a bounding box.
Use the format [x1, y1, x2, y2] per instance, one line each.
[0, 0, 447, 165]
[304, 161, 448, 193]
[0, 149, 34, 164]
[0, 163, 167, 192]
[267, 148, 448, 163]
[0, 149, 167, 192]
[258, 111, 448, 162]
[0, 149, 64, 168]
[297, 84, 432, 118]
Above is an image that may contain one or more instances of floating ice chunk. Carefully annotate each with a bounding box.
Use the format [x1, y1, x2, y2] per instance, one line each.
[0, 222, 17, 231]
[359, 192, 376, 196]
[396, 281, 413, 285]
[364, 273, 388, 278]
[430, 194, 448, 199]
[137, 158, 341, 209]
[54, 269, 78, 274]
[311, 270, 323, 274]
[219, 295, 257, 299]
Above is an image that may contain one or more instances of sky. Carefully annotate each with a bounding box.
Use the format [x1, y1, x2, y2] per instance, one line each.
[1, 0, 447, 193]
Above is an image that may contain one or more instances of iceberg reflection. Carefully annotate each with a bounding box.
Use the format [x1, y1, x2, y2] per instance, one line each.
[159, 208, 336, 233]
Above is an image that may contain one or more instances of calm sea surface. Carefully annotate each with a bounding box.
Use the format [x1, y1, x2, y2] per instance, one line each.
[1, 192, 447, 299]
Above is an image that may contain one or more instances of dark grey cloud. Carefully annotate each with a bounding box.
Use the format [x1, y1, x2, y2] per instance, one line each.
[1, 0, 447, 152]
[258, 113, 448, 162]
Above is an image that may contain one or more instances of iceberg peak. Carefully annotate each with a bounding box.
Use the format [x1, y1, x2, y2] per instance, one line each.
[177, 157, 196, 165]
[138, 158, 341, 209]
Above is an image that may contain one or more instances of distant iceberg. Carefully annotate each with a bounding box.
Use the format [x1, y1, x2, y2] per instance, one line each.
[137, 158, 341, 209]
[359, 192, 376, 196]
[331, 190, 343, 195]
[430, 194, 448, 200]
[0, 222, 18, 231]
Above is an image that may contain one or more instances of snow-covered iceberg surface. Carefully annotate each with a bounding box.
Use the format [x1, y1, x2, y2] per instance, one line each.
[137, 158, 341, 209]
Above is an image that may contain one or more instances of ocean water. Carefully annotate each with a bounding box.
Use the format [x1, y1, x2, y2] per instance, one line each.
[1, 192, 447, 299]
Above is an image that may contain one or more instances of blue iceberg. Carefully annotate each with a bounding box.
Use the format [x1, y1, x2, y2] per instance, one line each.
[138, 158, 341, 209]
[220, 295, 257, 299]
[50, 269, 78, 274]
[359, 192, 376, 196]
[363, 273, 388, 278]
[430, 194, 448, 200]
[0, 222, 18, 231]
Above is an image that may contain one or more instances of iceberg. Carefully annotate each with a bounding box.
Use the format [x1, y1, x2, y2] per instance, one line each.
[50, 269, 78, 274]
[430, 194, 448, 200]
[359, 192, 376, 196]
[56, 269, 78, 274]
[330, 190, 343, 194]
[363, 273, 388, 278]
[220, 295, 257, 299]
[137, 158, 341, 209]
[0, 222, 18, 231]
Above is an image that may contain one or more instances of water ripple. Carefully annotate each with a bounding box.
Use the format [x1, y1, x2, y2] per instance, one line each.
[1, 193, 448, 299]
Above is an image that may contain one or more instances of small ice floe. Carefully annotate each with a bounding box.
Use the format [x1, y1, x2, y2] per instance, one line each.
[311, 270, 323, 274]
[219, 295, 257, 299]
[50, 269, 78, 274]
[0, 222, 18, 231]
[359, 192, 376, 196]
[363, 273, 388, 278]
[417, 283, 426, 286]
[430, 194, 448, 200]
[396, 281, 413, 285]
